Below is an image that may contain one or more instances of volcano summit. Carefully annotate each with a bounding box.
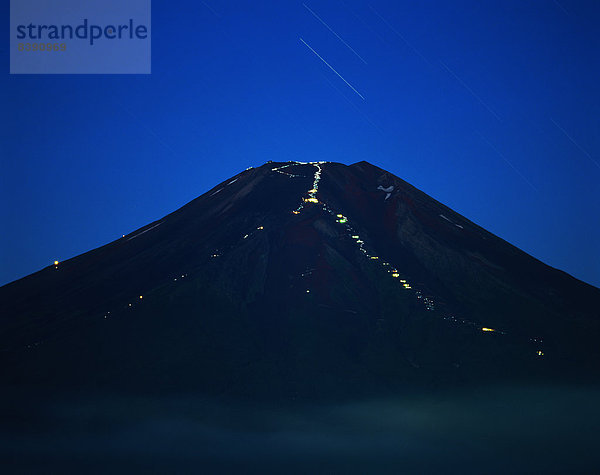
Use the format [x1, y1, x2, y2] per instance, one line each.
[2, 161, 599, 399]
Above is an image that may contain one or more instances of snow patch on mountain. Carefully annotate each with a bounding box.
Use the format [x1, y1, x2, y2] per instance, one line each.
[127, 222, 162, 241]
[440, 214, 463, 230]
[378, 185, 394, 201]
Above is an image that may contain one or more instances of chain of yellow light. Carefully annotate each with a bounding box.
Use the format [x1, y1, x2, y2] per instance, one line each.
[42, 162, 544, 358]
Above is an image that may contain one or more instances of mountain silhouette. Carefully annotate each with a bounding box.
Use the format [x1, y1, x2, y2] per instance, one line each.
[2, 160, 599, 400]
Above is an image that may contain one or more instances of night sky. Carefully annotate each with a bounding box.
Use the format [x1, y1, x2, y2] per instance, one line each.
[1, 0, 599, 288]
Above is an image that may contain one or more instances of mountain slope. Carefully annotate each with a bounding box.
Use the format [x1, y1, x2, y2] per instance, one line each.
[1, 161, 599, 399]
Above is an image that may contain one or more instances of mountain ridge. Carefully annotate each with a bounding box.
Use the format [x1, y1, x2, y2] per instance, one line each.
[1, 160, 599, 399]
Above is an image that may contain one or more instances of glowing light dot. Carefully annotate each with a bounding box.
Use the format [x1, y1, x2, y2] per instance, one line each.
[537, 350, 544, 356]
[139, 295, 143, 299]
[54, 260, 59, 266]
[481, 327, 495, 332]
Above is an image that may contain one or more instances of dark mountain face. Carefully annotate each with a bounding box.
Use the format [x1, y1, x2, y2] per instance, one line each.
[2, 161, 599, 399]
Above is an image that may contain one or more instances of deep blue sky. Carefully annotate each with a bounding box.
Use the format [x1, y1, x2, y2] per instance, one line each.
[1, 0, 599, 287]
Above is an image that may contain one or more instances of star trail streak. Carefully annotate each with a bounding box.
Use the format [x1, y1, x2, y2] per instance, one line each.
[551, 118, 600, 170]
[300, 37, 365, 100]
[302, 3, 368, 64]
